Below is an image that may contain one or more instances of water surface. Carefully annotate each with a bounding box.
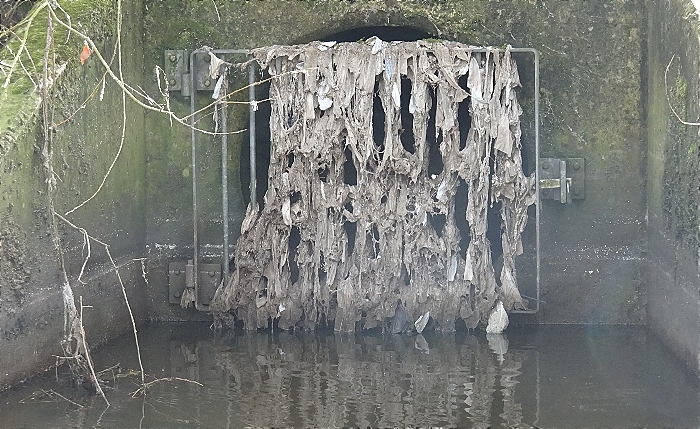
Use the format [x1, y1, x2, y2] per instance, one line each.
[0, 324, 697, 428]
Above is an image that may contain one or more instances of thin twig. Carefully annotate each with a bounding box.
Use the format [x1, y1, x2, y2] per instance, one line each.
[77, 227, 91, 284]
[65, 0, 128, 217]
[44, 389, 85, 408]
[96, 362, 121, 375]
[106, 245, 145, 386]
[139, 393, 146, 429]
[211, 0, 221, 21]
[51, 210, 108, 246]
[2, 2, 45, 89]
[53, 208, 145, 389]
[665, 54, 700, 126]
[131, 377, 204, 397]
[47, 8, 247, 136]
[20, 389, 84, 408]
[79, 296, 110, 406]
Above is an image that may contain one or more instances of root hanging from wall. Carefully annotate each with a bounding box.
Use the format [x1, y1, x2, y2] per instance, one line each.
[211, 39, 535, 332]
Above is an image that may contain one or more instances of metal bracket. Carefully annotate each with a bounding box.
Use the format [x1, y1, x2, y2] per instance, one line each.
[539, 158, 585, 203]
[192, 51, 217, 92]
[164, 50, 190, 96]
[168, 261, 187, 304]
[195, 264, 221, 310]
[168, 260, 221, 310]
[164, 50, 230, 96]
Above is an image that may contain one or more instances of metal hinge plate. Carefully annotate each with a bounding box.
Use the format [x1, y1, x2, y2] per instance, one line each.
[168, 261, 221, 310]
[164, 50, 229, 96]
[540, 158, 585, 203]
[164, 50, 191, 96]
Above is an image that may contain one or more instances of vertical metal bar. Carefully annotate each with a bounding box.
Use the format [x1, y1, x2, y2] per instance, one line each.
[533, 48, 540, 313]
[559, 159, 567, 204]
[249, 64, 257, 205]
[222, 84, 229, 287]
[502, 48, 539, 314]
[190, 51, 199, 296]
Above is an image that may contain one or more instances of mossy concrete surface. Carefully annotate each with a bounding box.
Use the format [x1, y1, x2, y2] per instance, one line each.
[0, 0, 659, 387]
[0, 0, 147, 390]
[646, 0, 700, 376]
[143, 0, 646, 324]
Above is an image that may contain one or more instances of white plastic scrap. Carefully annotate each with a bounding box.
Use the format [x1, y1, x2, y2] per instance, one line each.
[486, 301, 509, 334]
[414, 311, 430, 333]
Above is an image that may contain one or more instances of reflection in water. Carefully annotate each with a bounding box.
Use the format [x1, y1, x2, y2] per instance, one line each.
[193, 331, 531, 427]
[0, 325, 698, 428]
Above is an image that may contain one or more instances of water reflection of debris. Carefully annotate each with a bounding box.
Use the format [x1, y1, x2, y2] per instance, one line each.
[487, 333, 509, 364]
[414, 334, 429, 354]
[169, 331, 528, 427]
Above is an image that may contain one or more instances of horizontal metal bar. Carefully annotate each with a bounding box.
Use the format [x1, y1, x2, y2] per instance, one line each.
[191, 48, 249, 55]
[540, 178, 562, 189]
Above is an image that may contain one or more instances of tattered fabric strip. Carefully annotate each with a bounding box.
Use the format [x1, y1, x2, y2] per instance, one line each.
[211, 39, 535, 331]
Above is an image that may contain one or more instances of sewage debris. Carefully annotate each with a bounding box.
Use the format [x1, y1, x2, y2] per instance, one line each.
[211, 39, 535, 332]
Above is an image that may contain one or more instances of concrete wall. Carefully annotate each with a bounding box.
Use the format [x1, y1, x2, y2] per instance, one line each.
[0, 0, 662, 387]
[0, 0, 147, 389]
[646, 0, 700, 376]
[143, 0, 647, 324]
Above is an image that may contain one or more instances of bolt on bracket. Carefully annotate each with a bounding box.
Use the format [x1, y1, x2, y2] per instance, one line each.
[164, 50, 233, 96]
[164, 50, 191, 96]
[539, 158, 585, 203]
[168, 260, 221, 311]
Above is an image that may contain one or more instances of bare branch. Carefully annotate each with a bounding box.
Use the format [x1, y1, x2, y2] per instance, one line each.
[665, 54, 700, 126]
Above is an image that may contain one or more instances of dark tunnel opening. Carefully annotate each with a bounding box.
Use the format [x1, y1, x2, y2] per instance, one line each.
[426, 86, 444, 176]
[372, 78, 385, 162]
[400, 75, 415, 154]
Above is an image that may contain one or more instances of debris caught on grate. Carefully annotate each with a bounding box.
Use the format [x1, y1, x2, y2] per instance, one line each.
[211, 38, 535, 332]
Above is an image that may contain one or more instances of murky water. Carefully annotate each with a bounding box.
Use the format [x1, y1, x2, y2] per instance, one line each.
[0, 324, 697, 428]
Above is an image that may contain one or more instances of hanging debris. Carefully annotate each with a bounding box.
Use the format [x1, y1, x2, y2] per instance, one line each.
[211, 39, 535, 332]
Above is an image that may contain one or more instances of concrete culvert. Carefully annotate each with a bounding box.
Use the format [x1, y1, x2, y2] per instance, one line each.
[211, 39, 535, 332]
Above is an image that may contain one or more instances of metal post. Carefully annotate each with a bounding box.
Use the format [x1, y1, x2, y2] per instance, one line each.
[187, 49, 250, 311]
[190, 51, 199, 297]
[221, 80, 229, 287]
[534, 49, 540, 313]
[506, 47, 540, 314]
[249, 64, 257, 205]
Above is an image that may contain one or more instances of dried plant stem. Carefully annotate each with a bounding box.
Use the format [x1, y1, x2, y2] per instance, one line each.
[20, 389, 85, 408]
[1, 2, 45, 89]
[131, 377, 204, 397]
[79, 296, 109, 406]
[52, 210, 146, 387]
[665, 54, 700, 127]
[64, 0, 128, 216]
[106, 245, 145, 386]
[46, 7, 246, 136]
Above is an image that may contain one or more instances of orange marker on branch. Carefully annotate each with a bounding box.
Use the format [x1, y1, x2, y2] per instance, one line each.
[80, 41, 93, 65]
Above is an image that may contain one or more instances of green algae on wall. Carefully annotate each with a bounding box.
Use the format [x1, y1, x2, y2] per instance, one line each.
[662, 61, 700, 250]
[646, 0, 700, 377]
[0, 0, 148, 390]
